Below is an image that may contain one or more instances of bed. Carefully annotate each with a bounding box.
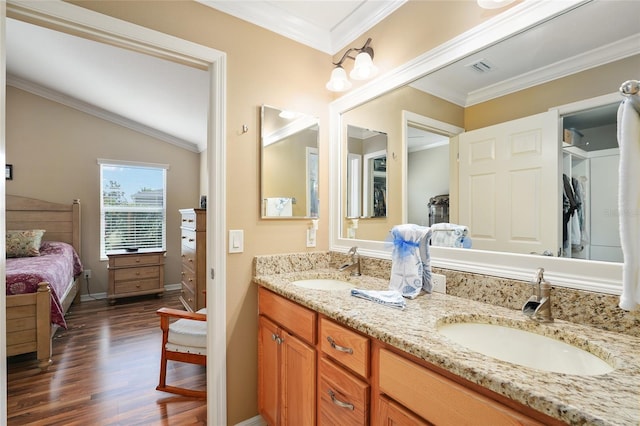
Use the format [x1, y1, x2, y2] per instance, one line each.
[6, 195, 82, 370]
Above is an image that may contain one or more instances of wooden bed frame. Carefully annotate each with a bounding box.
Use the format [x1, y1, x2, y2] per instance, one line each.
[6, 195, 81, 370]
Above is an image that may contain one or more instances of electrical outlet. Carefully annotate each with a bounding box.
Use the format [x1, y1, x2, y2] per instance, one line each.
[83, 269, 92, 279]
[432, 273, 446, 293]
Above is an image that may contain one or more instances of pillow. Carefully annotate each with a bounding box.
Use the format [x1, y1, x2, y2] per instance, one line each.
[6, 229, 46, 258]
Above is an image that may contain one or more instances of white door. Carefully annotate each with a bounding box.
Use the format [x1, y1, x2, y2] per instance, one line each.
[459, 110, 559, 255]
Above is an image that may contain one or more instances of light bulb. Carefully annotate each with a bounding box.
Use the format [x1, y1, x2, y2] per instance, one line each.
[326, 66, 352, 92]
[350, 52, 378, 81]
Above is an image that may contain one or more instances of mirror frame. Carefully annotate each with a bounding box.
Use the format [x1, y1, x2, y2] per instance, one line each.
[329, 0, 622, 294]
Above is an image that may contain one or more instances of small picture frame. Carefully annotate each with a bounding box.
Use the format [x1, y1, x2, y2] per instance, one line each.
[5, 164, 13, 180]
[200, 195, 207, 210]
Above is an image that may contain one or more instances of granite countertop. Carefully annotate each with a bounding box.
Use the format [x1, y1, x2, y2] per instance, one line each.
[254, 269, 640, 426]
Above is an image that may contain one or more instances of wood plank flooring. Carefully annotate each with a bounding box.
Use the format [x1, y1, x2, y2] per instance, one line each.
[7, 290, 207, 425]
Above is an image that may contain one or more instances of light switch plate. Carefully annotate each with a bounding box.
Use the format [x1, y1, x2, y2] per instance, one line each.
[228, 229, 244, 253]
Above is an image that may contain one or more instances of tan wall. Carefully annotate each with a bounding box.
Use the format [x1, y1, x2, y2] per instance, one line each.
[6, 86, 200, 294]
[25, 1, 521, 423]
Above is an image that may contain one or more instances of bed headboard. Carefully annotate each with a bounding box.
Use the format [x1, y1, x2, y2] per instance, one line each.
[6, 195, 81, 258]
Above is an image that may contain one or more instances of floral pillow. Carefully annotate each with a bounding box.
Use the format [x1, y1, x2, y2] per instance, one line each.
[6, 229, 46, 258]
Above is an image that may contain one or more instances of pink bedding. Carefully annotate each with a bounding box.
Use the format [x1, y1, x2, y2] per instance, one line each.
[6, 241, 83, 328]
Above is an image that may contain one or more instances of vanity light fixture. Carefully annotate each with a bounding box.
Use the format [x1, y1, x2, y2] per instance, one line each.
[326, 38, 378, 92]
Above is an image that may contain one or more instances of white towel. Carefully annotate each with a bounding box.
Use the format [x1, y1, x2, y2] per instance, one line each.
[350, 289, 406, 310]
[265, 197, 293, 217]
[430, 223, 471, 248]
[617, 99, 640, 311]
[387, 224, 432, 298]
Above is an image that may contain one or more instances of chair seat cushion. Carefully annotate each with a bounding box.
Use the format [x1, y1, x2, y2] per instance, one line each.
[167, 308, 207, 350]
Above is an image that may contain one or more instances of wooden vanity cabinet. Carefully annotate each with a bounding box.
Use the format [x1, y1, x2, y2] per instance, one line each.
[258, 288, 317, 426]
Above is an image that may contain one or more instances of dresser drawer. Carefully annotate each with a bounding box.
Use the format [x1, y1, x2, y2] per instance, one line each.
[319, 357, 369, 425]
[114, 278, 161, 295]
[181, 229, 198, 250]
[180, 211, 198, 230]
[114, 265, 160, 282]
[181, 246, 198, 269]
[181, 282, 197, 311]
[320, 317, 370, 378]
[181, 267, 197, 293]
[111, 253, 163, 268]
[258, 287, 316, 345]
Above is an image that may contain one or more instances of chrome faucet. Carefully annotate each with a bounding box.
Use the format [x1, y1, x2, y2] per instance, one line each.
[522, 267, 553, 323]
[338, 246, 361, 276]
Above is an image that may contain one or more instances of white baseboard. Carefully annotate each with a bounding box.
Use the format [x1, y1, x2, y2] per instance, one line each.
[235, 415, 266, 426]
[80, 283, 181, 302]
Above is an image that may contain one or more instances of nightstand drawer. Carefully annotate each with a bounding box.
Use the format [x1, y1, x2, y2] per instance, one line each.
[111, 253, 163, 268]
[114, 265, 160, 282]
[114, 278, 161, 295]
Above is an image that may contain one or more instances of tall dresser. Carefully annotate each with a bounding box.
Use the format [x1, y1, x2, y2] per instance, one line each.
[179, 208, 206, 311]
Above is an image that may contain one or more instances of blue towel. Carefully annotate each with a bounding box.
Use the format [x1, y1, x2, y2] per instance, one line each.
[387, 224, 433, 298]
[351, 289, 406, 310]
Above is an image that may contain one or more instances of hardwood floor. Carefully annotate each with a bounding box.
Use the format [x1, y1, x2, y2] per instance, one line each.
[7, 290, 207, 425]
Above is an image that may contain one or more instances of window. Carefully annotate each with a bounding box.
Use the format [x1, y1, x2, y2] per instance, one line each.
[99, 160, 168, 258]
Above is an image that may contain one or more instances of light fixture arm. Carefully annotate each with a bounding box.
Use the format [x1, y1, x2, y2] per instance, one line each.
[333, 38, 374, 66]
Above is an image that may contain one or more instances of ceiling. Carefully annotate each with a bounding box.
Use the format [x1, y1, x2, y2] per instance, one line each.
[6, 1, 639, 153]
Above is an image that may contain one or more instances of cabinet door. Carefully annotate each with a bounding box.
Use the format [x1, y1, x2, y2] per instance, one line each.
[281, 330, 316, 426]
[377, 395, 431, 426]
[258, 316, 280, 426]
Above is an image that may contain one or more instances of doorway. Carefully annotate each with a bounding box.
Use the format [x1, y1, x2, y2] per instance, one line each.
[1, 2, 227, 424]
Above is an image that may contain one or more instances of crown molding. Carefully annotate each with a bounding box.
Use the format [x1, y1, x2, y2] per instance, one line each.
[7, 75, 201, 153]
[465, 34, 640, 106]
[196, 0, 406, 55]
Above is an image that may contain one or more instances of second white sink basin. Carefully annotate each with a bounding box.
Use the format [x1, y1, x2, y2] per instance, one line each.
[437, 322, 614, 376]
[291, 278, 353, 291]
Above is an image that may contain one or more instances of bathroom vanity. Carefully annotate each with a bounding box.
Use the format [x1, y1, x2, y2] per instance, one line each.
[254, 254, 640, 425]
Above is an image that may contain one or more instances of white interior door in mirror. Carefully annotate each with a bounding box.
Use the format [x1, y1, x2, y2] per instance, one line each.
[459, 110, 559, 255]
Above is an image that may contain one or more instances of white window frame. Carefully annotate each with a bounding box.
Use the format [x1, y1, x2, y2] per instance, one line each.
[98, 159, 169, 260]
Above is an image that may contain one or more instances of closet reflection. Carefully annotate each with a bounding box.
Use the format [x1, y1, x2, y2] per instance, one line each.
[561, 102, 621, 262]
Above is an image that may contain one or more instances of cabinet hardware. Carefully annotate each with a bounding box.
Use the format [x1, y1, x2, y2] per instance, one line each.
[327, 336, 353, 354]
[328, 390, 354, 410]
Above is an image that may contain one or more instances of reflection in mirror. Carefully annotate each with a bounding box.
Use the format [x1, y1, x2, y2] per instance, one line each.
[406, 124, 450, 226]
[346, 125, 388, 219]
[261, 105, 319, 218]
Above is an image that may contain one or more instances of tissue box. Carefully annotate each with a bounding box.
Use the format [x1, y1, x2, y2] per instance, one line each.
[563, 128, 583, 145]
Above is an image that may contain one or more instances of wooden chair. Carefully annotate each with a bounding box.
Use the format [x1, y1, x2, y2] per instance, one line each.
[156, 307, 207, 398]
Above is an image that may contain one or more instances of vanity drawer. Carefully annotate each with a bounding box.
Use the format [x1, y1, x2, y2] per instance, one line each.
[318, 357, 369, 425]
[320, 317, 370, 378]
[258, 287, 316, 345]
[378, 348, 543, 426]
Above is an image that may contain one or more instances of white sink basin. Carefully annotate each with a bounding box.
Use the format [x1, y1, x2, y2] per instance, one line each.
[291, 279, 353, 291]
[437, 322, 614, 376]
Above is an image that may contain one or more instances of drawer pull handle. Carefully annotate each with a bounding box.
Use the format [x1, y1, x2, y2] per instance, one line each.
[328, 390, 354, 411]
[182, 236, 187, 239]
[327, 336, 353, 354]
[189, 239, 195, 242]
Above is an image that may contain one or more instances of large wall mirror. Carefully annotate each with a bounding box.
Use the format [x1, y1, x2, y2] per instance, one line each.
[261, 105, 319, 219]
[330, 0, 639, 293]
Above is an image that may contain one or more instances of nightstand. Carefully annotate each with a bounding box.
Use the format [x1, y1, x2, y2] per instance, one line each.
[107, 250, 165, 304]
